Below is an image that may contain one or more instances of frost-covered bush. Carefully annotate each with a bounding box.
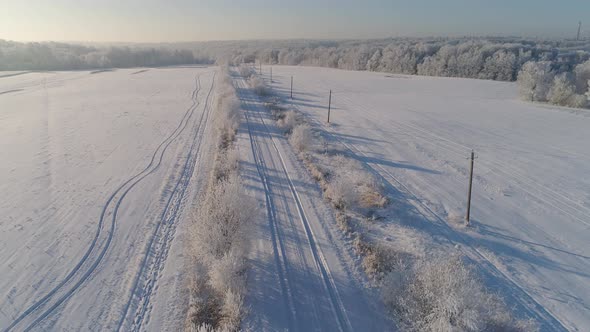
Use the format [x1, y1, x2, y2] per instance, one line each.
[193, 174, 256, 262]
[382, 254, 539, 332]
[517, 61, 554, 102]
[289, 124, 312, 152]
[574, 59, 590, 94]
[278, 110, 299, 132]
[214, 75, 241, 149]
[238, 64, 254, 78]
[549, 73, 577, 106]
[567, 94, 588, 108]
[248, 76, 268, 96]
[186, 68, 256, 332]
[518, 62, 589, 108]
[324, 155, 386, 210]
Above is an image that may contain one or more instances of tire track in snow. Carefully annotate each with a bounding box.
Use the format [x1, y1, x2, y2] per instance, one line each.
[239, 79, 299, 331]
[117, 72, 216, 332]
[238, 76, 352, 332]
[5, 74, 204, 332]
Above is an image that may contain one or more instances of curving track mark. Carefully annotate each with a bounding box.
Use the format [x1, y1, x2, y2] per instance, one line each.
[5, 74, 204, 332]
[0, 89, 24, 95]
[117, 72, 217, 332]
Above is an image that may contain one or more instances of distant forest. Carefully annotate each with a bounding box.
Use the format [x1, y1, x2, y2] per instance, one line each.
[2, 37, 590, 108]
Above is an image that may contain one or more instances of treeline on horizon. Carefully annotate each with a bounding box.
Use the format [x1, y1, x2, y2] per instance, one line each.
[2, 37, 590, 84]
[0, 39, 215, 70]
[220, 37, 590, 81]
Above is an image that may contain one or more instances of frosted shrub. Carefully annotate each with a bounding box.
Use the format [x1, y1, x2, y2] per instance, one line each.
[238, 64, 253, 78]
[547, 73, 587, 108]
[213, 70, 241, 148]
[193, 174, 256, 262]
[567, 94, 588, 109]
[548, 73, 576, 106]
[574, 60, 590, 94]
[187, 69, 254, 332]
[517, 61, 554, 102]
[324, 156, 386, 210]
[278, 110, 299, 132]
[289, 124, 312, 152]
[208, 250, 247, 295]
[214, 148, 239, 182]
[382, 254, 538, 332]
[248, 76, 268, 96]
[325, 176, 358, 210]
[219, 289, 244, 331]
[214, 93, 240, 148]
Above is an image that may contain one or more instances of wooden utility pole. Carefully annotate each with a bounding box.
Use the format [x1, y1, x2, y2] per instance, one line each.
[578, 21, 582, 41]
[327, 90, 332, 123]
[466, 150, 475, 225]
[270, 67, 273, 83]
[259, 62, 262, 75]
[290, 76, 293, 99]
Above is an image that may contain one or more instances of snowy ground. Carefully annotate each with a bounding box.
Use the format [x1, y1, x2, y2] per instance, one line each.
[0, 67, 216, 331]
[3, 64, 589, 331]
[233, 72, 391, 331]
[263, 66, 590, 331]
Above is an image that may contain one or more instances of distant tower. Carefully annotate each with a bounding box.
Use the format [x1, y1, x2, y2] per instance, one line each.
[577, 21, 582, 41]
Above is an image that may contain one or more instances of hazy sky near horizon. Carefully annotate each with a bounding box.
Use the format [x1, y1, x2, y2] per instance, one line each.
[1, 0, 588, 42]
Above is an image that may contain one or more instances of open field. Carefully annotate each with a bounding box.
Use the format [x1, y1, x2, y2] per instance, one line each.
[1, 64, 589, 331]
[0, 67, 216, 331]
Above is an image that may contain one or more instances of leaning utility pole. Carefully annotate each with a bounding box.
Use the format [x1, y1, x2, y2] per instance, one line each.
[578, 21, 582, 41]
[327, 90, 332, 123]
[466, 150, 475, 225]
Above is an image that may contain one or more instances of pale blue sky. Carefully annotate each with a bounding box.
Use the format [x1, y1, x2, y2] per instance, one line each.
[1, 0, 588, 42]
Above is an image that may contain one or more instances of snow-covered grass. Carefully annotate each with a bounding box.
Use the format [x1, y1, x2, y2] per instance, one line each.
[238, 64, 254, 79]
[382, 254, 538, 332]
[288, 124, 312, 152]
[186, 68, 257, 332]
[248, 76, 269, 96]
[214, 68, 241, 149]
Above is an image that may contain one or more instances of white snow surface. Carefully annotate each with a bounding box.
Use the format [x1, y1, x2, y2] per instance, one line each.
[233, 73, 391, 331]
[264, 66, 590, 331]
[0, 67, 216, 331]
[2, 64, 589, 332]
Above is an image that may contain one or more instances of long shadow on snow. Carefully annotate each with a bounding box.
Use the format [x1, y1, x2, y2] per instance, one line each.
[263, 81, 571, 332]
[318, 130, 569, 332]
[238, 81, 392, 331]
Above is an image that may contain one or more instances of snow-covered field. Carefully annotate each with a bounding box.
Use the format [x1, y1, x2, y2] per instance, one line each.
[264, 66, 590, 331]
[0, 67, 216, 331]
[2, 64, 589, 331]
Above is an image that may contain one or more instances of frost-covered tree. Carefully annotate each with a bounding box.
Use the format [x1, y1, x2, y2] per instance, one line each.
[574, 60, 590, 94]
[481, 50, 517, 81]
[517, 61, 554, 102]
[548, 73, 576, 106]
[366, 49, 382, 71]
